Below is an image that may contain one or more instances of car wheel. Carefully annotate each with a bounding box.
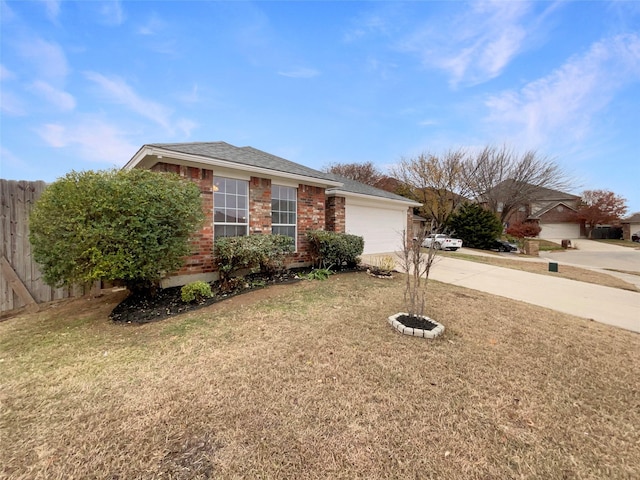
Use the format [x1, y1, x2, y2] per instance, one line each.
[435, 242, 442, 250]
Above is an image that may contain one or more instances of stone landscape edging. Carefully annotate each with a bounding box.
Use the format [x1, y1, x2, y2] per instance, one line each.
[388, 312, 445, 339]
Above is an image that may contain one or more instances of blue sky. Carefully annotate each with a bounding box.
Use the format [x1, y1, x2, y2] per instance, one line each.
[1, 0, 639, 213]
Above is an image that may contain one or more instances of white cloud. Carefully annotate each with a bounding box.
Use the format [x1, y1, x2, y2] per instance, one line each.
[0, 64, 16, 81]
[400, 0, 533, 87]
[137, 14, 165, 36]
[99, 0, 124, 26]
[277, 67, 320, 79]
[484, 33, 640, 146]
[37, 119, 137, 164]
[85, 71, 173, 130]
[17, 37, 69, 80]
[0, 91, 26, 116]
[30, 80, 76, 111]
[41, 0, 61, 22]
[176, 118, 198, 137]
[177, 84, 200, 104]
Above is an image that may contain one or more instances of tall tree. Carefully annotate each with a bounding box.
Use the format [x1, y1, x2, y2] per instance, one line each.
[323, 161, 383, 187]
[390, 149, 471, 232]
[465, 145, 575, 223]
[576, 190, 628, 238]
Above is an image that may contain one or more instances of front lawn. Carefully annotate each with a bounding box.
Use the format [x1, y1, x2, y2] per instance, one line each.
[1, 273, 639, 479]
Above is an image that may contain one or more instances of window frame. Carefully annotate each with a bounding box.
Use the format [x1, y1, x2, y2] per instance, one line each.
[213, 176, 249, 238]
[271, 184, 297, 250]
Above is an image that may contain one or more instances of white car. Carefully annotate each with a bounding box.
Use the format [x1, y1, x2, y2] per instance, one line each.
[421, 234, 463, 251]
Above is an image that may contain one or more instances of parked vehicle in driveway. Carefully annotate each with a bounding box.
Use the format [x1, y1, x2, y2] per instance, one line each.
[421, 234, 463, 251]
[489, 239, 518, 252]
[632, 231, 640, 242]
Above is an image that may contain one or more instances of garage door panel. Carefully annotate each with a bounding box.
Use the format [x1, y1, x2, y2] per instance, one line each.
[345, 202, 406, 254]
[539, 223, 581, 239]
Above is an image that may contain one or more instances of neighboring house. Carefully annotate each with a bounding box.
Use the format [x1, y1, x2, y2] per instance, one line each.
[621, 212, 640, 241]
[481, 180, 583, 239]
[124, 142, 420, 286]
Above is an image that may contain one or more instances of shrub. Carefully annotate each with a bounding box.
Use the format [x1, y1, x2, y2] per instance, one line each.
[181, 281, 213, 303]
[447, 203, 503, 250]
[305, 268, 333, 281]
[214, 234, 294, 282]
[29, 169, 204, 294]
[506, 222, 541, 239]
[306, 230, 364, 269]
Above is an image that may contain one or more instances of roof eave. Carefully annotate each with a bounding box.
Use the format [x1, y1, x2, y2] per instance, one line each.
[123, 145, 344, 188]
[326, 188, 422, 207]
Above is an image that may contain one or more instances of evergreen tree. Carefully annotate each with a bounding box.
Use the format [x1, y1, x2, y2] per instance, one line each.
[448, 203, 503, 249]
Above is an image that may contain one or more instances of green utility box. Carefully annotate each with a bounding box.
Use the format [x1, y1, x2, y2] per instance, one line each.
[549, 262, 559, 273]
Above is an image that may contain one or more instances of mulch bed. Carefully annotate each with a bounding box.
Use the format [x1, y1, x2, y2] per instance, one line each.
[396, 314, 438, 331]
[110, 270, 306, 324]
[110, 267, 364, 324]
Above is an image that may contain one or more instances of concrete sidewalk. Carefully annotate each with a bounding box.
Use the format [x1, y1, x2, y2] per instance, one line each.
[363, 253, 640, 333]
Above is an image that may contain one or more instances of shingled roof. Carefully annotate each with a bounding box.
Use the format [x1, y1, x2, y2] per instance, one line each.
[145, 142, 339, 183]
[325, 173, 420, 204]
[127, 141, 419, 205]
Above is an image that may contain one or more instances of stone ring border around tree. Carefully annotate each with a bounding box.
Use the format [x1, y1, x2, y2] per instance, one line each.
[388, 312, 445, 339]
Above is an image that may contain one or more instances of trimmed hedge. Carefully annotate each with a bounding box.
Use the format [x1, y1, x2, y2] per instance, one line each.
[214, 234, 294, 281]
[306, 230, 364, 269]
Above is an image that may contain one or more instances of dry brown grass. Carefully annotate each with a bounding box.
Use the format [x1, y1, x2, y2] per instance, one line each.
[444, 251, 639, 291]
[1, 273, 639, 479]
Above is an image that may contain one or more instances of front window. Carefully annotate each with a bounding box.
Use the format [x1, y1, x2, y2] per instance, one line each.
[214, 177, 248, 238]
[271, 185, 297, 244]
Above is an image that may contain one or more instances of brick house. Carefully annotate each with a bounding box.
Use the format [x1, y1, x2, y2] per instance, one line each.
[482, 180, 584, 239]
[124, 142, 420, 286]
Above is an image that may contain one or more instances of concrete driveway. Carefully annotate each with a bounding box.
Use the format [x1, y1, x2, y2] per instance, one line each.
[362, 250, 640, 333]
[539, 239, 640, 288]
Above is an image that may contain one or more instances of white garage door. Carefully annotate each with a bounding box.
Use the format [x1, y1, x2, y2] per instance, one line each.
[539, 222, 581, 240]
[345, 200, 407, 254]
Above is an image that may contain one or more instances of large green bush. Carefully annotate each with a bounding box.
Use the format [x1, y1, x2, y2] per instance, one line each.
[447, 203, 503, 249]
[214, 234, 294, 281]
[306, 230, 364, 269]
[29, 169, 204, 293]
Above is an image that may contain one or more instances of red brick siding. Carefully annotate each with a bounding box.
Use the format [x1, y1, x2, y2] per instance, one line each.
[149, 163, 329, 279]
[538, 206, 579, 224]
[151, 163, 216, 276]
[290, 184, 326, 265]
[249, 176, 272, 235]
[325, 196, 345, 233]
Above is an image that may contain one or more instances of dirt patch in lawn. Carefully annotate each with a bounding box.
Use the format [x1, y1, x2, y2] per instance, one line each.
[2, 272, 639, 479]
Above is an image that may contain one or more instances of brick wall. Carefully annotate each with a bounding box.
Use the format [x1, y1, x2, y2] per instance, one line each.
[538, 205, 579, 223]
[292, 184, 326, 265]
[325, 196, 345, 233]
[249, 176, 272, 235]
[149, 163, 330, 280]
[151, 163, 216, 277]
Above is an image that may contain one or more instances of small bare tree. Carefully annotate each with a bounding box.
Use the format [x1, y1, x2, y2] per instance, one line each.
[397, 226, 438, 319]
[390, 149, 472, 232]
[323, 161, 384, 187]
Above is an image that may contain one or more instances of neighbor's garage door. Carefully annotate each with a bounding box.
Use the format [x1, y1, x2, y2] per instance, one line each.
[345, 200, 407, 254]
[539, 223, 581, 239]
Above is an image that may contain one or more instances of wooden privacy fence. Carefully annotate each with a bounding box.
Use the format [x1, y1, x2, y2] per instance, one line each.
[1, 179, 93, 314]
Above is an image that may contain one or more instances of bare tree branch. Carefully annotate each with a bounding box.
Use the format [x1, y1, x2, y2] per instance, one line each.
[465, 145, 576, 222]
[390, 149, 472, 231]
